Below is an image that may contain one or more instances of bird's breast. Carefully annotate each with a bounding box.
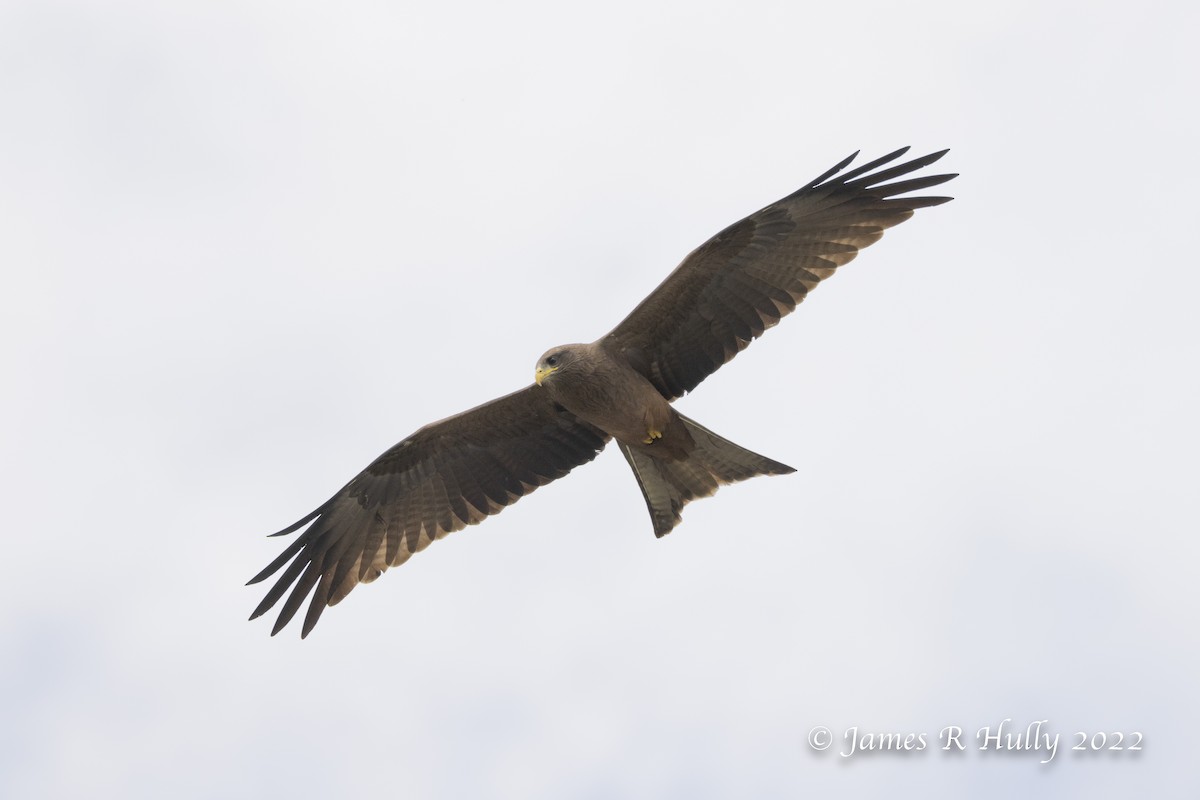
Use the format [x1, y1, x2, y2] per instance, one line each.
[545, 359, 680, 452]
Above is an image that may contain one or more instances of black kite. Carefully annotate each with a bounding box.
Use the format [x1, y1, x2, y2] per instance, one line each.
[249, 147, 956, 636]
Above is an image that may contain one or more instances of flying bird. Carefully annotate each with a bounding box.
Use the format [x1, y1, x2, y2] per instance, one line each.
[249, 146, 956, 637]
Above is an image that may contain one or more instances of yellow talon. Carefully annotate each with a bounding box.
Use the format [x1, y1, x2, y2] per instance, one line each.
[643, 428, 662, 444]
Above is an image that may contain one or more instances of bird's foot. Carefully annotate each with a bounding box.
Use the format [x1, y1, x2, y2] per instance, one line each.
[643, 428, 662, 444]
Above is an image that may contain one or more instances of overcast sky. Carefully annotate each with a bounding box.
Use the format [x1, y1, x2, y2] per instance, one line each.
[2, 0, 1197, 797]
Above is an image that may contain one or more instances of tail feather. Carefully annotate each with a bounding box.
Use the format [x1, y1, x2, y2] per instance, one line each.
[618, 414, 795, 537]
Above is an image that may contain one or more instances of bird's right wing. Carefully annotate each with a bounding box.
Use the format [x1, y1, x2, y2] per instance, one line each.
[248, 385, 609, 637]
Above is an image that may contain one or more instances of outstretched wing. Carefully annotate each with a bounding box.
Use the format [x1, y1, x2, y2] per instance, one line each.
[603, 147, 956, 400]
[248, 385, 609, 637]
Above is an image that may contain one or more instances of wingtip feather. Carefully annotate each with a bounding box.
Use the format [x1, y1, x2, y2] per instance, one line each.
[268, 511, 319, 537]
[807, 150, 860, 187]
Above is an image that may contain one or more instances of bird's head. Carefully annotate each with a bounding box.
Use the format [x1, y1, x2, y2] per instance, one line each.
[534, 345, 582, 386]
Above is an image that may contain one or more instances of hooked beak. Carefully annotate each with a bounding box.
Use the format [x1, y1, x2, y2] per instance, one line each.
[534, 365, 557, 386]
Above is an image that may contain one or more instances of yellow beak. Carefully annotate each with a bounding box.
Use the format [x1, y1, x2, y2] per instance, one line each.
[535, 365, 558, 386]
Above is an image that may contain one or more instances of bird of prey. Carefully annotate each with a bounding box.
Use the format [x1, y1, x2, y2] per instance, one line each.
[249, 146, 956, 637]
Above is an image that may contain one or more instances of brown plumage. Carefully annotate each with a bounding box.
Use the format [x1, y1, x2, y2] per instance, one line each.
[249, 146, 956, 636]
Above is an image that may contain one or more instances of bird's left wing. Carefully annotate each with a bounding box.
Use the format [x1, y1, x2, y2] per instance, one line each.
[603, 147, 956, 400]
[248, 385, 608, 637]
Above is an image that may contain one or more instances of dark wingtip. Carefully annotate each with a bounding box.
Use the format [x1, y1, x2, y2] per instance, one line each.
[268, 506, 324, 537]
[874, 146, 914, 165]
[248, 595, 274, 621]
[807, 150, 860, 188]
[835, 146, 916, 184]
[245, 564, 277, 586]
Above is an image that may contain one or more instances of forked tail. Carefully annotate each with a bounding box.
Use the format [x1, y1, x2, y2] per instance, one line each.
[617, 413, 795, 537]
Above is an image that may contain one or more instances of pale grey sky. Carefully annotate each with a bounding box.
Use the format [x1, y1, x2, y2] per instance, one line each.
[2, 0, 1197, 797]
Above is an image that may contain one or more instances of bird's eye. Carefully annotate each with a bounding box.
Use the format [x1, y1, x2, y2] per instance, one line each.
[547, 356, 558, 366]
